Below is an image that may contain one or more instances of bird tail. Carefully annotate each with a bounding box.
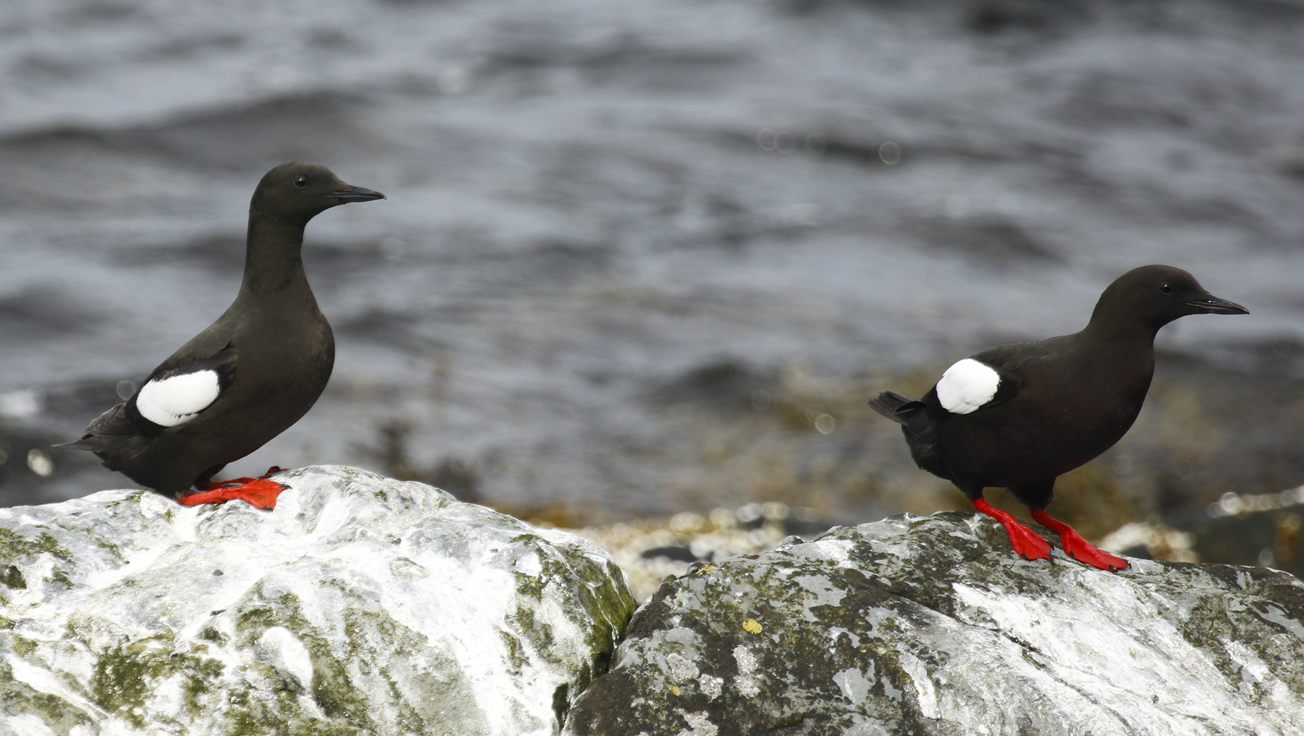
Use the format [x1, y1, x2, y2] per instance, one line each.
[55, 403, 135, 453]
[867, 391, 924, 425]
[55, 435, 106, 452]
[869, 390, 948, 481]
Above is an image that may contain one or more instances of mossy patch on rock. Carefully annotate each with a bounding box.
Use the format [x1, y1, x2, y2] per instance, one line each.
[0, 658, 94, 736]
[90, 633, 225, 727]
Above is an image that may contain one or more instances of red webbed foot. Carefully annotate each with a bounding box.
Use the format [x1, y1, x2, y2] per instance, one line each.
[973, 498, 1052, 561]
[1031, 509, 1129, 571]
[178, 467, 288, 511]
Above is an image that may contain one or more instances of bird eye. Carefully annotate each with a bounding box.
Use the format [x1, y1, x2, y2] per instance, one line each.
[294, 175, 309, 189]
[1158, 283, 1173, 295]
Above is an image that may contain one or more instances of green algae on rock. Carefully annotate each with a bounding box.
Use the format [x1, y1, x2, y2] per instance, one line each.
[563, 511, 1304, 736]
[0, 465, 635, 735]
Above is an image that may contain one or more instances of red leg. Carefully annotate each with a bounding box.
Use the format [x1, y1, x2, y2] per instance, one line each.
[1031, 510, 1129, 571]
[177, 467, 288, 511]
[973, 498, 1052, 561]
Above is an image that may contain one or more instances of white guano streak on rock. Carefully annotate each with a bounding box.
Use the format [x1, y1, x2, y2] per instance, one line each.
[896, 652, 939, 720]
[7, 655, 101, 722]
[364, 521, 567, 733]
[256, 626, 314, 691]
[1257, 603, 1304, 641]
[889, 585, 1132, 735]
[950, 578, 1304, 732]
[833, 667, 872, 705]
[788, 538, 855, 566]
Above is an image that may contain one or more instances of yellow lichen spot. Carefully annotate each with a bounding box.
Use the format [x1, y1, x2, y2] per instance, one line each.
[672, 685, 680, 695]
[743, 619, 762, 634]
[697, 565, 718, 575]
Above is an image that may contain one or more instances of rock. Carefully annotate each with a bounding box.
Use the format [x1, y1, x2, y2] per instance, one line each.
[563, 511, 1304, 736]
[0, 465, 635, 735]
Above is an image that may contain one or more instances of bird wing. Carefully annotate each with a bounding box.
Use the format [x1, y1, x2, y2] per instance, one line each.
[927, 341, 1049, 416]
[123, 345, 238, 436]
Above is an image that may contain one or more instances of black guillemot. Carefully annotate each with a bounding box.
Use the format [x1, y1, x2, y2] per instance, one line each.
[61, 162, 385, 510]
[868, 265, 1248, 570]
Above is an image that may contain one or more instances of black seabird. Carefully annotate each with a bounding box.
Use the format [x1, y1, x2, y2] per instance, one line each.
[868, 265, 1247, 570]
[61, 162, 384, 510]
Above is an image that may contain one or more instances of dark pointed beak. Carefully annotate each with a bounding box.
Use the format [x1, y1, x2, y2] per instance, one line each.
[1187, 294, 1249, 315]
[330, 185, 386, 204]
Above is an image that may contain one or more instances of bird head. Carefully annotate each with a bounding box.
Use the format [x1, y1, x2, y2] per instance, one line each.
[1092, 264, 1249, 333]
[251, 162, 385, 224]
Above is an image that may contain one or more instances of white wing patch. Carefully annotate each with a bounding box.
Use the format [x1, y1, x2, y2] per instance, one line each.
[936, 358, 1000, 415]
[136, 370, 221, 427]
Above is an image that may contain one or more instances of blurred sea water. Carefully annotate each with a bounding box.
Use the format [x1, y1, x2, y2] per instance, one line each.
[2, 0, 1304, 536]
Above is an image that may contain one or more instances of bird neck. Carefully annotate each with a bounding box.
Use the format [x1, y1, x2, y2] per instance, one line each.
[1082, 320, 1158, 348]
[236, 216, 312, 303]
[1079, 311, 1159, 391]
[1082, 300, 1165, 348]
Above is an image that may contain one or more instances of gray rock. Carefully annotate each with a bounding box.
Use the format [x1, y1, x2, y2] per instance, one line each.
[563, 511, 1304, 736]
[0, 465, 635, 735]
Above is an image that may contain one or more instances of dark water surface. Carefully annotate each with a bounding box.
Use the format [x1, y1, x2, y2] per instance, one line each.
[3, 0, 1304, 535]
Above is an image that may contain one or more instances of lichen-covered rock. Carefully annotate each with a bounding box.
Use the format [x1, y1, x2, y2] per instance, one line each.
[0, 465, 635, 735]
[563, 511, 1304, 736]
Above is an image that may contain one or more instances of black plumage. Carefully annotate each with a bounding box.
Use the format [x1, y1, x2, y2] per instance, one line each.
[869, 265, 1248, 569]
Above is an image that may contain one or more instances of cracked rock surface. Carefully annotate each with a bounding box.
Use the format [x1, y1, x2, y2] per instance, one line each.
[563, 511, 1304, 736]
[0, 465, 634, 736]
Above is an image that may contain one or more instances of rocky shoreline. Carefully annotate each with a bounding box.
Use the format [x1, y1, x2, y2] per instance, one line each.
[2, 466, 1302, 734]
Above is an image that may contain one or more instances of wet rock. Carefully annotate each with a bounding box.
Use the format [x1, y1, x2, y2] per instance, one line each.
[563, 511, 1304, 735]
[0, 465, 635, 735]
